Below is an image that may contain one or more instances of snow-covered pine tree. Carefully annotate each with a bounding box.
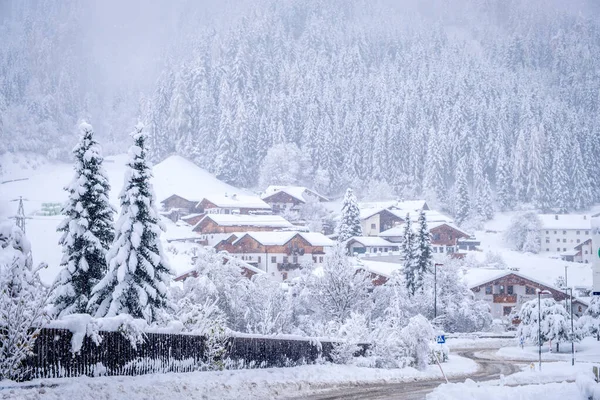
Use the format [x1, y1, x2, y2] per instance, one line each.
[413, 210, 432, 293]
[53, 122, 115, 317]
[402, 214, 418, 295]
[551, 135, 569, 213]
[453, 157, 470, 226]
[495, 147, 513, 211]
[337, 188, 362, 242]
[89, 123, 173, 324]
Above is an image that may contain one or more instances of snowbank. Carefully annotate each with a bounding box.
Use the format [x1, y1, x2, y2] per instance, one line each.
[0, 354, 477, 400]
[427, 379, 583, 400]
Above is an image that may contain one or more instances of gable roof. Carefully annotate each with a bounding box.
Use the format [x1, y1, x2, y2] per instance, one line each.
[174, 254, 266, 282]
[574, 238, 592, 250]
[539, 214, 591, 230]
[193, 214, 293, 230]
[262, 186, 329, 203]
[428, 222, 471, 237]
[198, 194, 271, 210]
[347, 236, 398, 247]
[468, 270, 561, 292]
[232, 231, 334, 247]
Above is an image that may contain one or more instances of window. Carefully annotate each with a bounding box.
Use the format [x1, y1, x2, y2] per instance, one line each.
[319, 256, 324, 263]
[563, 230, 567, 234]
[563, 239, 567, 243]
[507, 286, 514, 295]
[440, 247, 444, 253]
[585, 250, 589, 254]
[292, 256, 298, 263]
[433, 233, 441, 241]
[554, 230, 557, 234]
[282, 272, 288, 281]
[433, 247, 438, 253]
[577, 239, 580, 243]
[283, 256, 288, 263]
[271, 256, 277, 263]
[563, 248, 566, 252]
[313, 256, 317, 263]
[258, 256, 261, 263]
[499, 285, 505, 294]
[545, 238, 549, 243]
[546, 230, 549, 234]
[556, 239, 560, 243]
[585, 231, 589, 235]
[503, 306, 513, 316]
[578, 306, 583, 313]
[546, 248, 549, 251]
[576, 231, 580, 235]
[371, 223, 376, 229]
[526, 286, 535, 295]
[557, 248, 560, 252]
[384, 248, 388, 252]
[485, 286, 492, 295]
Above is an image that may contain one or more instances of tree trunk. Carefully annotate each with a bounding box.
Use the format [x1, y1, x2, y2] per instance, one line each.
[556, 342, 559, 352]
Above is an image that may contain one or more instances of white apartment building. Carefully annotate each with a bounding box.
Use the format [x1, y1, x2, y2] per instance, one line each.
[539, 214, 591, 254]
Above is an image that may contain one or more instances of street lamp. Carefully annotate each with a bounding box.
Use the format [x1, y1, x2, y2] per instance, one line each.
[537, 289, 552, 371]
[564, 287, 575, 366]
[434, 263, 443, 320]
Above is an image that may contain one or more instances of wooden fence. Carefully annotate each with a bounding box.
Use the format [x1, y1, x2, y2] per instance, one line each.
[21, 328, 341, 380]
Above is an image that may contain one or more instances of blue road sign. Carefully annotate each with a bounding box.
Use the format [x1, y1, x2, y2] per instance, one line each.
[593, 292, 600, 296]
[436, 335, 446, 344]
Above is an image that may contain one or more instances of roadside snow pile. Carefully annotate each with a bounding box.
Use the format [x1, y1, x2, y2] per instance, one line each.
[0, 355, 477, 400]
[427, 379, 584, 400]
[577, 373, 600, 400]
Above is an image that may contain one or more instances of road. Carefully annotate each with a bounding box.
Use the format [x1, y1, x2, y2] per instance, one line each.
[288, 350, 524, 400]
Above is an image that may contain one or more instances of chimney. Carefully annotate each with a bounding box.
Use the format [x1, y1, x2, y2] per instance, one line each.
[232, 193, 237, 200]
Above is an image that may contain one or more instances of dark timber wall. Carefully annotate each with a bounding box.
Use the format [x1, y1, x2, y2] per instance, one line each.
[21, 328, 342, 380]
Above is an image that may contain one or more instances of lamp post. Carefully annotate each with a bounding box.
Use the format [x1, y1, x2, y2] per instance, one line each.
[565, 287, 574, 366]
[537, 289, 552, 371]
[434, 263, 443, 320]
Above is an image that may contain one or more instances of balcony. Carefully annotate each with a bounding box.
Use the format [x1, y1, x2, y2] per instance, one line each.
[277, 262, 302, 271]
[493, 294, 517, 303]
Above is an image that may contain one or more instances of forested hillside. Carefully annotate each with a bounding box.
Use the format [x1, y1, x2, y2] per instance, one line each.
[1, 0, 600, 219]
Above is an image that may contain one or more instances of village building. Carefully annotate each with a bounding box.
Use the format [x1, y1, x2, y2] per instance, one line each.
[360, 208, 405, 236]
[469, 271, 588, 320]
[378, 221, 471, 256]
[539, 214, 591, 254]
[192, 214, 294, 235]
[214, 231, 334, 282]
[346, 236, 399, 255]
[160, 194, 202, 217]
[561, 238, 593, 264]
[196, 194, 271, 215]
[261, 186, 329, 215]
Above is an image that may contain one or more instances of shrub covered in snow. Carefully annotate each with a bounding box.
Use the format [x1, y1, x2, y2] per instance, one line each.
[517, 297, 571, 349]
[577, 296, 600, 341]
[0, 223, 51, 381]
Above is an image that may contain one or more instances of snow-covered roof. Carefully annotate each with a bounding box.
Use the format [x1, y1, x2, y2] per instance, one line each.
[378, 226, 406, 237]
[181, 213, 203, 221]
[539, 214, 591, 230]
[347, 236, 397, 247]
[233, 231, 334, 247]
[408, 210, 453, 224]
[359, 200, 428, 212]
[394, 200, 428, 212]
[467, 270, 564, 293]
[154, 155, 243, 203]
[360, 207, 387, 220]
[199, 194, 271, 210]
[561, 250, 579, 257]
[195, 214, 293, 228]
[428, 221, 471, 237]
[262, 186, 329, 203]
[355, 259, 402, 278]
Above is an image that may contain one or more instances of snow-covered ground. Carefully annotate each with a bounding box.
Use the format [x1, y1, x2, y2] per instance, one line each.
[0, 153, 244, 284]
[0, 355, 476, 400]
[494, 336, 600, 363]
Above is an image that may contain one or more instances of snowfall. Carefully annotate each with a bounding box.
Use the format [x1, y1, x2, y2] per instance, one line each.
[2, 153, 600, 399]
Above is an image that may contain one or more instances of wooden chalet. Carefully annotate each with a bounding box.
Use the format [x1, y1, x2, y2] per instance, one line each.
[470, 271, 588, 320]
[196, 194, 271, 215]
[192, 214, 294, 235]
[160, 194, 201, 215]
[346, 236, 399, 255]
[360, 208, 405, 236]
[214, 231, 334, 282]
[261, 186, 329, 215]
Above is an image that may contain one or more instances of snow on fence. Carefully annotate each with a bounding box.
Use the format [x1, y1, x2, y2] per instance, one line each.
[21, 328, 343, 380]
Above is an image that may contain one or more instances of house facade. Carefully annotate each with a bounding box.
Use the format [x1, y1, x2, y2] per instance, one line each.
[360, 209, 405, 237]
[261, 186, 328, 215]
[214, 231, 333, 282]
[174, 254, 264, 282]
[539, 214, 591, 254]
[470, 271, 588, 320]
[378, 222, 470, 256]
[192, 214, 294, 235]
[197, 194, 271, 215]
[160, 194, 201, 215]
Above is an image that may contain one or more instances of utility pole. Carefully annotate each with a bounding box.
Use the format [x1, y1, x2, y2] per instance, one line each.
[565, 287, 574, 366]
[10, 196, 28, 234]
[434, 263, 443, 320]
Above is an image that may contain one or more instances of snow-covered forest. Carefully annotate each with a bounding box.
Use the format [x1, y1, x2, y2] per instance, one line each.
[1, 0, 600, 214]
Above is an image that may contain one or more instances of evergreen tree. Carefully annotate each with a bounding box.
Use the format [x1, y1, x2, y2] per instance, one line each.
[551, 135, 569, 213]
[401, 214, 418, 296]
[453, 157, 470, 226]
[53, 122, 115, 317]
[413, 210, 432, 293]
[495, 147, 513, 211]
[570, 143, 593, 210]
[89, 123, 173, 323]
[337, 188, 362, 242]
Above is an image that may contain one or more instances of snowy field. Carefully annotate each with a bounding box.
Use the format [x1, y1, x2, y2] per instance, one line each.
[0, 355, 477, 400]
[494, 336, 600, 363]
